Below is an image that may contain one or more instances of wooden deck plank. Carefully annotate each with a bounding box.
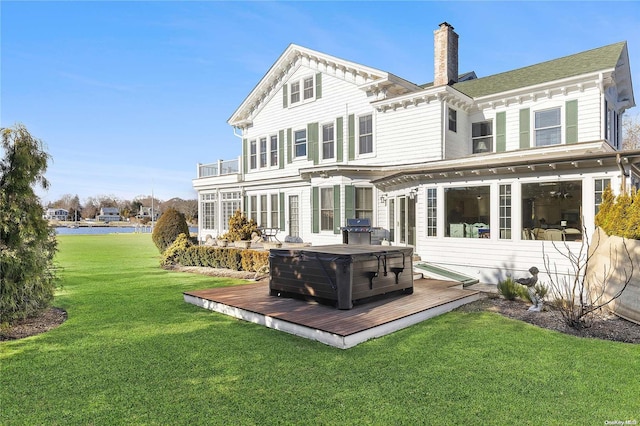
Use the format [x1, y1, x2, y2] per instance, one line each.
[184, 278, 479, 337]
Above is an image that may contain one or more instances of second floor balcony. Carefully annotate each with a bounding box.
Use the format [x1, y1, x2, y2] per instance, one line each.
[197, 158, 240, 179]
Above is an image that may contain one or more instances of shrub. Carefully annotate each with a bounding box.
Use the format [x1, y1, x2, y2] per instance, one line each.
[595, 186, 640, 239]
[241, 250, 269, 272]
[222, 209, 260, 242]
[497, 277, 519, 301]
[152, 207, 190, 253]
[160, 233, 193, 266]
[517, 282, 549, 303]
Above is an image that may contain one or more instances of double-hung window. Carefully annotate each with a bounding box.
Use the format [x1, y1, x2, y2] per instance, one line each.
[322, 123, 334, 160]
[259, 137, 267, 168]
[249, 140, 257, 170]
[260, 194, 267, 227]
[249, 195, 257, 222]
[448, 108, 457, 132]
[270, 135, 278, 167]
[290, 81, 300, 104]
[320, 187, 334, 231]
[355, 187, 373, 220]
[535, 108, 561, 146]
[303, 77, 314, 100]
[358, 115, 373, 154]
[472, 121, 493, 153]
[270, 194, 279, 227]
[294, 129, 307, 158]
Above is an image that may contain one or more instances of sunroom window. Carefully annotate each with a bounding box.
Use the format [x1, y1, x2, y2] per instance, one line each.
[521, 180, 582, 241]
[445, 186, 490, 238]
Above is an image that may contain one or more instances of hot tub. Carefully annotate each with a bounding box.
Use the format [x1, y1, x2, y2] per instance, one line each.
[269, 244, 413, 309]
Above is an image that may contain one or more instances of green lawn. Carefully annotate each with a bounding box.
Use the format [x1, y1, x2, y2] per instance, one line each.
[1, 234, 638, 425]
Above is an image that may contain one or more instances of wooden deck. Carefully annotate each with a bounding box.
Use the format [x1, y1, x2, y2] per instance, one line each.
[184, 278, 480, 349]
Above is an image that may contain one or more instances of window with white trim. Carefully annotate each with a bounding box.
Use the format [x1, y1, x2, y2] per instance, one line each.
[320, 187, 334, 231]
[201, 193, 217, 230]
[259, 137, 267, 168]
[472, 121, 493, 153]
[322, 123, 334, 159]
[595, 178, 611, 214]
[448, 108, 457, 132]
[249, 140, 257, 170]
[221, 192, 241, 231]
[290, 81, 300, 104]
[535, 108, 561, 146]
[358, 114, 373, 154]
[303, 76, 314, 100]
[355, 187, 373, 220]
[270, 135, 278, 167]
[294, 129, 307, 158]
[260, 194, 267, 227]
[270, 194, 279, 227]
[426, 188, 437, 237]
[499, 184, 511, 239]
[250, 195, 257, 222]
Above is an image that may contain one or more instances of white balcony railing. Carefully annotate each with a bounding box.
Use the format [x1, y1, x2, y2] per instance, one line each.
[197, 158, 240, 178]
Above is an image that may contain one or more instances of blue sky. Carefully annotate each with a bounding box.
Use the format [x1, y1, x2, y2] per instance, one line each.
[2, 1, 639, 204]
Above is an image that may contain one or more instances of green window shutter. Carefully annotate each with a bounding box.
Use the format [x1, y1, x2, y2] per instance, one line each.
[336, 116, 344, 163]
[286, 128, 292, 164]
[333, 185, 341, 234]
[278, 130, 285, 169]
[283, 84, 288, 108]
[519, 108, 530, 149]
[242, 138, 248, 173]
[315, 73, 322, 99]
[566, 100, 578, 144]
[312, 187, 319, 233]
[496, 112, 506, 152]
[307, 122, 318, 164]
[348, 114, 355, 161]
[279, 193, 285, 230]
[344, 185, 355, 219]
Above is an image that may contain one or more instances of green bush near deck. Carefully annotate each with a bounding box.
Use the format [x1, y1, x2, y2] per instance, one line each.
[151, 207, 190, 252]
[1, 234, 638, 425]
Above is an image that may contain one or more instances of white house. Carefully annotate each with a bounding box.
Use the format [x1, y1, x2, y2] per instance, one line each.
[44, 208, 69, 221]
[96, 207, 121, 223]
[193, 22, 638, 284]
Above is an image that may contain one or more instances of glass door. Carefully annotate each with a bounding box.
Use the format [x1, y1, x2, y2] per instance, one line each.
[393, 196, 416, 246]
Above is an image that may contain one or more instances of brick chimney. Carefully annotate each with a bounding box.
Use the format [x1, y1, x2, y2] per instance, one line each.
[434, 22, 459, 86]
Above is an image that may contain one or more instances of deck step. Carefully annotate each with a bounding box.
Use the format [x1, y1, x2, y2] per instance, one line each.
[413, 262, 479, 287]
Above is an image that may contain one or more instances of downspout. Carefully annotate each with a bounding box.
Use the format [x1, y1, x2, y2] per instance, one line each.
[617, 153, 629, 193]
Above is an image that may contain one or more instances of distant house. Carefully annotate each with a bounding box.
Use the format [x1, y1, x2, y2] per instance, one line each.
[43, 208, 69, 221]
[136, 206, 159, 220]
[96, 207, 121, 223]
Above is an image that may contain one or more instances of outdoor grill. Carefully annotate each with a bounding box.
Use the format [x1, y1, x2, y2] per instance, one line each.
[341, 218, 372, 245]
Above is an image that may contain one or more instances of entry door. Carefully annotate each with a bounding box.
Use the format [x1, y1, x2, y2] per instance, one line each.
[394, 196, 416, 246]
[288, 195, 299, 237]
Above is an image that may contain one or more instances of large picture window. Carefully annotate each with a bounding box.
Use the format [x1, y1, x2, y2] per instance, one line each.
[445, 186, 490, 238]
[320, 187, 334, 231]
[535, 108, 561, 146]
[521, 180, 582, 241]
[358, 115, 373, 154]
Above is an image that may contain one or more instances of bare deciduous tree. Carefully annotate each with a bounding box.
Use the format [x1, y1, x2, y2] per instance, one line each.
[542, 226, 635, 329]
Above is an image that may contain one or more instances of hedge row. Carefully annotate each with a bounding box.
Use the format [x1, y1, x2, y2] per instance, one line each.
[595, 187, 640, 240]
[161, 234, 269, 272]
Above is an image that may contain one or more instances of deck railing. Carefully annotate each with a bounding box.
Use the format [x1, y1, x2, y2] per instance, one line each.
[197, 158, 240, 178]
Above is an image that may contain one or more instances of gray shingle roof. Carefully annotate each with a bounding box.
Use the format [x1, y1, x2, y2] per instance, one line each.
[452, 41, 626, 98]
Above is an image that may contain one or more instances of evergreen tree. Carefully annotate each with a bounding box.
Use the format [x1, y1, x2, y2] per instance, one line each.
[0, 124, 58, 323]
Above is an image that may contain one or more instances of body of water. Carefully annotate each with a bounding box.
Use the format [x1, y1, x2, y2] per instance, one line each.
[55, 226, 198, 235]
